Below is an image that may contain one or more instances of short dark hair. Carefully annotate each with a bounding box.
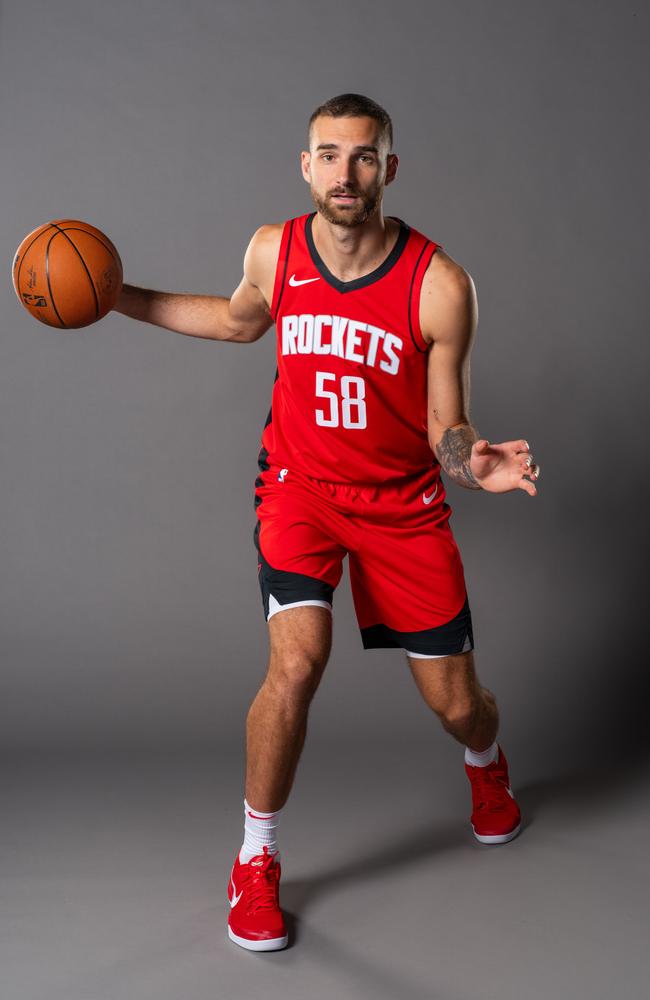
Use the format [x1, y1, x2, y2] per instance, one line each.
[308, 93, 393, 150]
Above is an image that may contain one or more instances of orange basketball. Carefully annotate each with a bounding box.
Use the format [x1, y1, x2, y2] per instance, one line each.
[12, 219, 123, 329]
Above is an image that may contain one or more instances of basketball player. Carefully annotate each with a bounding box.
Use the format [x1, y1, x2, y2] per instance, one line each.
[115, 94, 540, 952]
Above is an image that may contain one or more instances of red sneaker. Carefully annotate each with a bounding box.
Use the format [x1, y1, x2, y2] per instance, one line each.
[464, 744, 521, 844]
[227, 846, 288, 951]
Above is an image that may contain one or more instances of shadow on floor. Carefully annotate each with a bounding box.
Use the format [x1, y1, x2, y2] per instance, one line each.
[282, 755, 647, 930]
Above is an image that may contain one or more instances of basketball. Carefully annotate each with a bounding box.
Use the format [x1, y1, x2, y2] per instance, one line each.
[12, 219, 123, 329]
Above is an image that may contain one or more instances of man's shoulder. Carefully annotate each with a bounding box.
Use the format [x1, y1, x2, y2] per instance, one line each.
[399, 219, 471, 292]
[417, 244, 477, 347]
[247, 214, 307, 260]
[422, 245, 475, 301]
[244, 223, 285, 289]
[246, 214, 312, 286]
[249, 222, 285, 253]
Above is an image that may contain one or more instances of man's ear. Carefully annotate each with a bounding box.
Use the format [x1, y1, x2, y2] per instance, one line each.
[385, 153, 399, 186]
[300, 150, 311, 183]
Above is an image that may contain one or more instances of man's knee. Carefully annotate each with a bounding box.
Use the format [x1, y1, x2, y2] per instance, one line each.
[265, 604, 332, 698]
[438, 695, 478, 732]
[439, 685, 497, 732]
[267, 648, 328, 699]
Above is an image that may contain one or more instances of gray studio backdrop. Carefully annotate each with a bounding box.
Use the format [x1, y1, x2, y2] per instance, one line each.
[1, 0, 647, 762]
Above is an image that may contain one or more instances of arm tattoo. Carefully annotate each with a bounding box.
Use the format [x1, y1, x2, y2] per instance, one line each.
[436, 425, 482, 490]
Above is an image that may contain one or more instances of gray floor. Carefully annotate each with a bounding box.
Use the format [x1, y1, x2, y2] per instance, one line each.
[2, 741, 648, 1000]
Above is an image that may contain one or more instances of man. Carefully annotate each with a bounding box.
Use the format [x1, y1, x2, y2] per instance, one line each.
[115, 93, 540, 953]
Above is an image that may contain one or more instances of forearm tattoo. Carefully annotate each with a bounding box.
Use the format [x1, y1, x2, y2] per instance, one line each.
[436, 426, 482, 490]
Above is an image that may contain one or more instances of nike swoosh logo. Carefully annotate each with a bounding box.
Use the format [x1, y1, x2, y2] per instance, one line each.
[229, 878, 243, 908]
[422, 485, 438, 504]
[289, 274, 320, 286]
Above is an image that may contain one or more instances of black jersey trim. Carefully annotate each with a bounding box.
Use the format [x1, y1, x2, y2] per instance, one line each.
[272, 218, 295, 321]
[407, 239, 434, 354]
[304, 212, 410, 294]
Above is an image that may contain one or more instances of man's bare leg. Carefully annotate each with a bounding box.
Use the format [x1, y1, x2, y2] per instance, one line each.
[406, 647, 521, 844]
[228, 605, 332, 951]
[406, 648, 498, 749]
[245, 604, 332, 812]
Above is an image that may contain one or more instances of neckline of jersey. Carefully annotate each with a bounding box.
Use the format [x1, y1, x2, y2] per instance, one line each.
[304, 212, 410, 294]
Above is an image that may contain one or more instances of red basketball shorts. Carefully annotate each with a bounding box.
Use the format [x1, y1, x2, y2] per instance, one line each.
[253, 460, 474, 659]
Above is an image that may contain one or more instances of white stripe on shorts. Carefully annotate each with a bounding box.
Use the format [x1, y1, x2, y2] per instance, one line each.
[267, 594, 333, 621]
[405, 634, 473, 658]
[405, 649, 449, 659]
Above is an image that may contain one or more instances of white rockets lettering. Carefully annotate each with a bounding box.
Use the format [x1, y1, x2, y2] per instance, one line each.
[281, 314, 403, 376]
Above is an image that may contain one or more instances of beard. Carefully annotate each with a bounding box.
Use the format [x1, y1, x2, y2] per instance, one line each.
[310, 183, 383, 227]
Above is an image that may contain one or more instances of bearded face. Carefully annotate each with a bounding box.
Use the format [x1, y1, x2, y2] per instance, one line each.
[302, 115, 396, 228]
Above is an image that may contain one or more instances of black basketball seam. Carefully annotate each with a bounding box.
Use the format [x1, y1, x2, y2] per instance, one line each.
[15, 223, 57, 300]
[45, 231, 67, 328]
[49, 223, 100, 322]
[57, 227, 121, 272]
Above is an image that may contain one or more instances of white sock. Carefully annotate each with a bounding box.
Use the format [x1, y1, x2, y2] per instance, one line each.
[238, 798, 281, 863]
[465, 740, 499, 767]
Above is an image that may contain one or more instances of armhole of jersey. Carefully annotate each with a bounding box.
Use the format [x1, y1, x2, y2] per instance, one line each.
[270, 218, 295, 322]
[408, 239, 442, 353]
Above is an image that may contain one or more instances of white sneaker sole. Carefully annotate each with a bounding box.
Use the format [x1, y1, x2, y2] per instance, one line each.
[228, 925, 288, 951]
[472, 822, 521, 844]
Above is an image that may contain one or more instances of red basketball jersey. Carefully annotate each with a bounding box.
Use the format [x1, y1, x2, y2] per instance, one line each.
[258, 211, 442, 484]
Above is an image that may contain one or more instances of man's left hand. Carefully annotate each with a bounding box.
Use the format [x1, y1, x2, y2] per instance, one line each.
[470, 439, 540, 496]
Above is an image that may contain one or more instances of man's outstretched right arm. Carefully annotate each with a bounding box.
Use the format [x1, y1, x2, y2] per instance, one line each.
[112, 225, 281, 343]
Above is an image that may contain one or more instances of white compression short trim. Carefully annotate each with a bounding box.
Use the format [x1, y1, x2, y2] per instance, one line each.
[405, 634, 473, 659]
[267, 595, 333, 621]
[405, 649, 449, 659]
